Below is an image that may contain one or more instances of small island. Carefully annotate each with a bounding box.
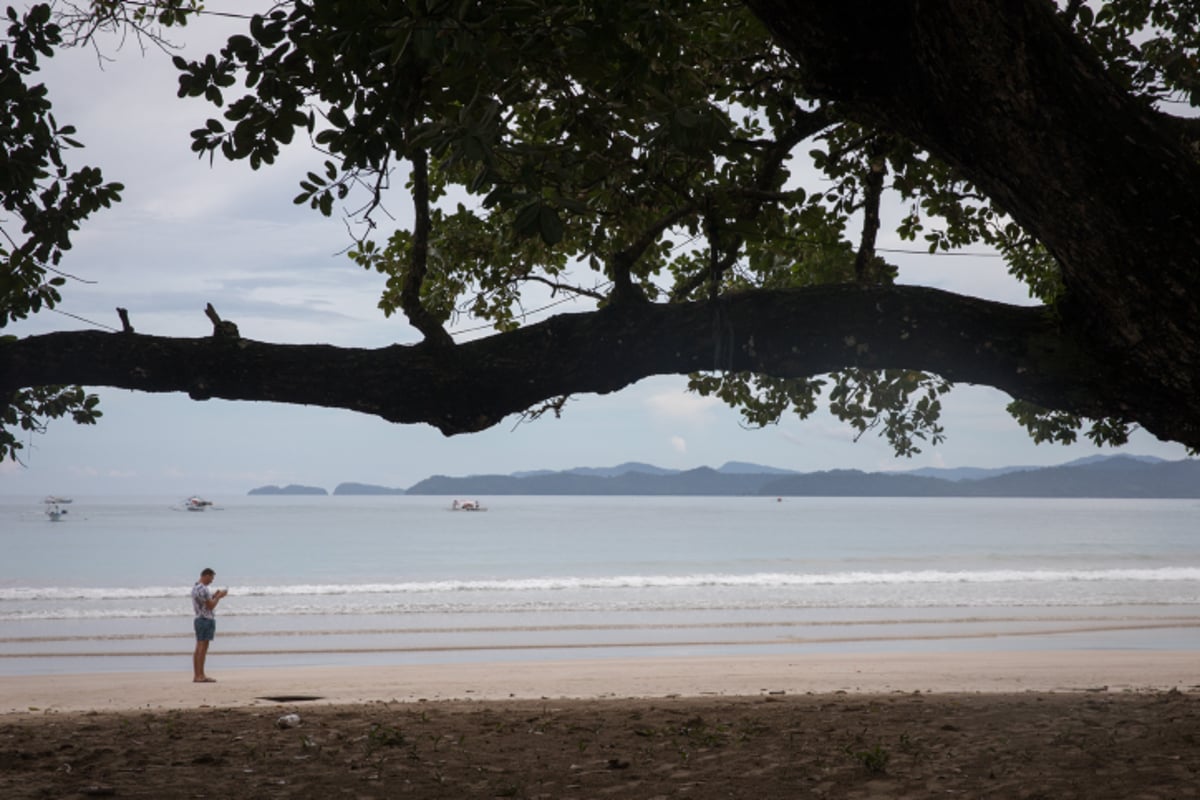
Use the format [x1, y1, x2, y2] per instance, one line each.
[247, 484, 328, 496]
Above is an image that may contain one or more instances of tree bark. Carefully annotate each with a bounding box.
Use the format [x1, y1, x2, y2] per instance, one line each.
[744, 0, 1200, 446]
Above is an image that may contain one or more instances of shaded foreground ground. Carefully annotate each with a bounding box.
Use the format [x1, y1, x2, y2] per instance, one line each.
[1, 691, 1197, 799]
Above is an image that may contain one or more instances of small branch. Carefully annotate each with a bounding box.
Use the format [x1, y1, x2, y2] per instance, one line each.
[854, 139, 887, 284]
[519, 274, 607, 302]
[514, 395, 571, 428]
[608, 203, 699, 305]
[203, 303, 239, 340]
[705, 210, 722, 302]
[401, 149, 454, 347]
[116, 307, 134, 334]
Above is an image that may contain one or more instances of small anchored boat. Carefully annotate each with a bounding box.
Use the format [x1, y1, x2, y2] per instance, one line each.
[450, 499, 486, 511]
[44, 498, 70, 521]
[184, 496, 214, 512]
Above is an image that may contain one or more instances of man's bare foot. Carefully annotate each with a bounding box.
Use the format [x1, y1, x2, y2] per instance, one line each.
[193, 677, 217, 683]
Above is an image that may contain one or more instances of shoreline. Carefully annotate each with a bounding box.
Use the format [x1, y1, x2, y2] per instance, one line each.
[4, 650, 1197, 715]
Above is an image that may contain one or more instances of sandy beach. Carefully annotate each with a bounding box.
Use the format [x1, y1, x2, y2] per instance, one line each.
[2, 651, 1198, 798]
[2, 650, 1199, 714]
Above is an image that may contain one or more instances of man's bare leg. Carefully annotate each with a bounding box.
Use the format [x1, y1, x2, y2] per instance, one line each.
[193, 640, 211, 681]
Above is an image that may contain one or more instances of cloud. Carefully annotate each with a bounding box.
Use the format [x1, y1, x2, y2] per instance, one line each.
[670, 436, 687, 454]
[645, 389, 720, 424]
[68, 465, 138, 480]
[779, 422, 856, 446]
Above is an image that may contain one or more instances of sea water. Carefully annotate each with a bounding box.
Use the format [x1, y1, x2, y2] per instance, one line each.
[1, 495, 1197, 675]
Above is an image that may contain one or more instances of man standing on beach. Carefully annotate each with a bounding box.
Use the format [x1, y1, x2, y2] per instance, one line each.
[192, 568, 228, 683]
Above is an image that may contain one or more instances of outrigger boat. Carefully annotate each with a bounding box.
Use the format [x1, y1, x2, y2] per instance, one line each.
[184, 496, 214, 512]
[450, 499, 486, 511]
[44, 498, 69, 521]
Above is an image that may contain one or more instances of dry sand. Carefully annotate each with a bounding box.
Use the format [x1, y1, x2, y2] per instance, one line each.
[1, 651, 1198, 798]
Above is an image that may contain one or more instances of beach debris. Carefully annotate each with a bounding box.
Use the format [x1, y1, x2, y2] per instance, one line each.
[276, 713, 302, 729]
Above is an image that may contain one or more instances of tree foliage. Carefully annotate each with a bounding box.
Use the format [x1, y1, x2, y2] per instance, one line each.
[3, 0, 1199, 461]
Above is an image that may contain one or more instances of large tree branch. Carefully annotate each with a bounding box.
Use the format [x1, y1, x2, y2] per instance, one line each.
[744, 0, 1200, 447]
[7, 285, 1181, 442]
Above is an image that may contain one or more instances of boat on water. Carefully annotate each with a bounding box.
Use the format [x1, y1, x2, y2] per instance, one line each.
[44, 495, 73, 505]
[184, 496, 214, 512]
[450, 499, 486, 511]
[44, 498, 69, 521]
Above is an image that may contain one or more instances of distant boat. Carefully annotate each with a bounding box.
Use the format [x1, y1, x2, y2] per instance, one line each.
[44, 498, 69, 521]
[184, 496, 214, 512]
[44, 495, 73, 505]
[450, 499, 485, 511]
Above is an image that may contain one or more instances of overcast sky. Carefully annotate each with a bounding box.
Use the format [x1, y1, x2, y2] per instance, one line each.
[1, 3, 1191, 499]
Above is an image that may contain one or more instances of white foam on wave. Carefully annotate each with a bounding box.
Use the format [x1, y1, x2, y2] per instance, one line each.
[3, 567, 1199, 602]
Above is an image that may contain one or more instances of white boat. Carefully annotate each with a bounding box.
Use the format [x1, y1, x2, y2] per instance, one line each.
[44, 499, 69, 521]
[185, 496, 214, 512]
[450, 499, 486, 511]
[44, 495, 73, 505]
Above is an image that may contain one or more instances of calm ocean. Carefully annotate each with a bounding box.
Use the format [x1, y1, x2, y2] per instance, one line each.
[1, 495, 1198, 675]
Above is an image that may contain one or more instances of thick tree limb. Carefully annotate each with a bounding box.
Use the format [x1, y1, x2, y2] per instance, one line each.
[745, 0, 1200, 444]
[4, 285, 1172, 441]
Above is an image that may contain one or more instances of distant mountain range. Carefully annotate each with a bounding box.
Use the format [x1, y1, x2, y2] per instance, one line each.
[247, 454, 1200, 498]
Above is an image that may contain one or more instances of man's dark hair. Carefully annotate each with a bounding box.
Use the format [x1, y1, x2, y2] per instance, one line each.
[201, 568, 215, 577]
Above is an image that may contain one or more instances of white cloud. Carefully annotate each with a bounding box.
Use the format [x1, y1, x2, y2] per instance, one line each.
[670, 436, 688, 454]
[645, 389, 720, 424]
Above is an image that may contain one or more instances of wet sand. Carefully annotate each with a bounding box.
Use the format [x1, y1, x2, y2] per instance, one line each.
[2, 650, 1199, 714]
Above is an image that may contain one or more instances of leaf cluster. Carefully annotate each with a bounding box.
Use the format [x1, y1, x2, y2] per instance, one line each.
[1, 3, 124, 328]
[2, 384, 102, 463]
[1, 3, 122, 462]
[1006, 400, 1133, 448]
[1066, 0, 1200, 107]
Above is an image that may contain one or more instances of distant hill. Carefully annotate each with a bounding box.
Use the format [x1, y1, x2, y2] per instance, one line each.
[512, 462, 683, 479]
[332, 482, 405, 496]
[251, 455, 1200, 498]
[758, 469, 962, 497]
[903, 465, 1037, 482]
[717, 461, 799, 475]
[247, 484, 327, 496]
[901, 455, 1164, 482]
[404, 456, 1199, 498]
[956, 455, 1199, 497]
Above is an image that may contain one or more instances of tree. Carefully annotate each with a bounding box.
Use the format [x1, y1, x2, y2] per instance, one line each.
[3, 0, 1199, 462]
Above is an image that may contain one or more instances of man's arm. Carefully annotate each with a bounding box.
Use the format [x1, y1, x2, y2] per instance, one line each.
[206, 589, 228, 610]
